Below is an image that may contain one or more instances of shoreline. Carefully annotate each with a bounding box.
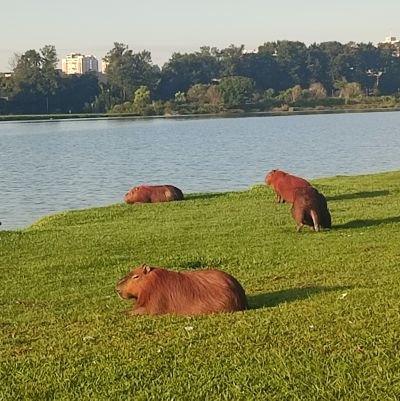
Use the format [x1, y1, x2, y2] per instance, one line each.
[1, 170, 399, 232]
[1, 106, 400, 123]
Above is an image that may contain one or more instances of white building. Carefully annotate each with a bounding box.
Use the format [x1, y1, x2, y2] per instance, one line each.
[382, 36, 399, 45]
[380, 36, 400, 57]
[101, 60, 108, 74]
[243, 48, 259, 55]
[61, 53, 99, 75]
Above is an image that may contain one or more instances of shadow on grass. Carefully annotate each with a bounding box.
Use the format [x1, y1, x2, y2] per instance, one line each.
[334, 215, 400, 229]
[327, 190, 389, 201]
[248, 285, 351, 309]
[185, 193, 227, 201]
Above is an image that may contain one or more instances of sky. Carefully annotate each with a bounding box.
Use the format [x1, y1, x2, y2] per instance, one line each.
[1, 0, 399, 72]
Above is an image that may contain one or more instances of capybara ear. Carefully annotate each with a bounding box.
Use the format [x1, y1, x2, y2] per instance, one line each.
[142, 264, 153, 274]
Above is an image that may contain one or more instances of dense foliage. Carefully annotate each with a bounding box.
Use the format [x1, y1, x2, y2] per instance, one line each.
[1, 40, 400, 115]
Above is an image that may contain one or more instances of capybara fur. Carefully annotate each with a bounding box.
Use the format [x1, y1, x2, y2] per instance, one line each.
[124, 185, 184, 204]
[265, 169, 311, 203]
[116, 264, 248, 315]
[291, 186, 332, 232]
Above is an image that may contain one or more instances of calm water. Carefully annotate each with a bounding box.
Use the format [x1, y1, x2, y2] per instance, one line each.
[1, 112, 400, 229]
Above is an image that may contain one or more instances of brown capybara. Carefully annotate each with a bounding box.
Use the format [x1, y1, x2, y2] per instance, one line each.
[265, 169, 311, 203]
[116, 264, 248, 315]
[291, 186, 332, 232]
[124, 185, 184, 204]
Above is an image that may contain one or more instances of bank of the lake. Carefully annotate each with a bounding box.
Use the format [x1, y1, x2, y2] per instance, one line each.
[2, 105, 400, 122]
[1, 171, 399, 400]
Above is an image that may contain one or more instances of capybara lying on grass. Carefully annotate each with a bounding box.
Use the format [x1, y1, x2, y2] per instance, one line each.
[265, 169, 311, 203]
[291, 186, 332, 232]
[116, 264, 248, 315]
[124, 185, 184, 204]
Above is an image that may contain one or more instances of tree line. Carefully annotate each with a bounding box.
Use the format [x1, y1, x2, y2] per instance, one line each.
[1, 40, 400, 116]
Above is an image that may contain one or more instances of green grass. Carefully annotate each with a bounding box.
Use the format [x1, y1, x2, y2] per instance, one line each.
[1, 171, 400, 400]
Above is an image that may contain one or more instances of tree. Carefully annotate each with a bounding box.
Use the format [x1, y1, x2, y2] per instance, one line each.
[157, 48, 220, 100]
[315, 41, 346, 93]
[334, 79, 362, 103]
[217, 44, 245, 77]
[217, 76, 255, 109]
[379, 59, 400, 95]
[132, 86, 152, 115]
[305, 44, 331, 90]
[52, 73, 99, 113]
[258, 41, 311, 90]
[338, 42, 384, 93]
[236, 53, 281, 91]
[273, 41, 309, 88]
[12, 45, 59, 113]
[186, 83, 223, 113]
[308, 82, 327, 98]
[174, 91, 186, 104]
[0, 74, 13, 99]
[104, 43, 160, 103]
[187, 84, 210, 104]
[278, 85, 303, 103]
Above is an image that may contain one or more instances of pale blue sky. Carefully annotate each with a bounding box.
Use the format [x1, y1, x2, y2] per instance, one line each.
[1, 0, 399, 71]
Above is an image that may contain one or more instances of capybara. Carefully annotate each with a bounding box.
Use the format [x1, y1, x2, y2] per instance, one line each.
[291, 186, 332, 232]
[124, 185, 184, 204]
[116, 264, 248, 315]
[265, 169, 311, 203]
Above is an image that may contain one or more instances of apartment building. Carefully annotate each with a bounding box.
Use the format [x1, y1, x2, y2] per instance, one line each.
[61, 53, 99, 75]
[380, 35, 400, 57]
[382, 35, 399, 45]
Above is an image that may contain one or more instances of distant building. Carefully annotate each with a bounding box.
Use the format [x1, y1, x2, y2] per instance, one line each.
[101, 60, 108, 74]
[382, 35, 399, 45]
[243, 48, 258, 55]
[61, 53, 99, 75]
[380, 35, 400, 57]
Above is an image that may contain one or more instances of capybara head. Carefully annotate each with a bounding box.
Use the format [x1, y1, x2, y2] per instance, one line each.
[265, 169, 280, 185]
[124, 186, 140, 203]
[116, 264, 153, 300]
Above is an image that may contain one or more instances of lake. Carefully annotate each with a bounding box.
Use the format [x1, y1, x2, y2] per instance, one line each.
[1, 112, 400, 230]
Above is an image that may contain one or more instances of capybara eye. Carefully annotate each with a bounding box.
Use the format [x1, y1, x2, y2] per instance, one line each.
[131, 274, 139, 280]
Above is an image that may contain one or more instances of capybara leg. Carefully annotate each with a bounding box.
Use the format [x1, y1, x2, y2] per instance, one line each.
[128, 307, 147, 316]
[310, 210, 320, 232]
[296, 223, 304, 232]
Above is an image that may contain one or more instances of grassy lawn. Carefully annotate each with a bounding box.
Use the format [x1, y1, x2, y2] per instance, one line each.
[1, 171, 400, 400]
